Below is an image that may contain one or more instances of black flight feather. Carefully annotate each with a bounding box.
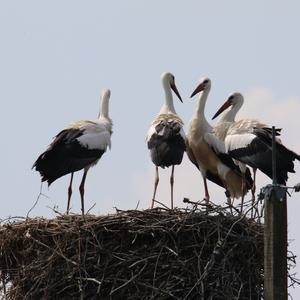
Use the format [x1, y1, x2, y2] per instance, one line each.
[228, 127, 300, 184]
[148, 120, 186, 168]
[33, 128, 105, 185]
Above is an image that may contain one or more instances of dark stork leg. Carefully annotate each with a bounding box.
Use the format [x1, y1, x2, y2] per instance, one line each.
[67, 172, 74, 214]
[240, 173, 247, 214]
[79, 168, 89, 216]
[251, 168, 257, 218]
[151, 166, 159, 209]
[203, 176, 210, 205]
[222, 181, 232, 213]
[251, 168, 257, 200]
[170, 165, 175, 209]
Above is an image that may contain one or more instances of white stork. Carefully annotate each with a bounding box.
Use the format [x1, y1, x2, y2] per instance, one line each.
[146, 72, 186, 209]
[33, 89, 113, 215]
[212, 92, 252, 206]
[212, 92, 300, 191]
[186, 78, 253, 205]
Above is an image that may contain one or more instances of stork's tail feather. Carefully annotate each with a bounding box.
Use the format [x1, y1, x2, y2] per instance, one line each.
[148, 119, 186, 168]
[33, 144, 105, 185]
[33, 151, 61, 185]
[272, 143, 300, 184]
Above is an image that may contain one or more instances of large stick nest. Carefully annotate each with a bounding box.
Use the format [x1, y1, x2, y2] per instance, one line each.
[0, 206, 294, 299]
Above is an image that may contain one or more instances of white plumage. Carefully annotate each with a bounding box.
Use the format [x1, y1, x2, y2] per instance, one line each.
[225, 132, 258, 155]
[186, 78, 252, 205]
[147, 72, 186, 209]
[213, 92, 300, 194]
[33, 89, 113, 215]
[74, 120, 112, 150]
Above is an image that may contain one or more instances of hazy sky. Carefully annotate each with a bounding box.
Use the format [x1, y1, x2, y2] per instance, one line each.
[1, 1, 300, 297]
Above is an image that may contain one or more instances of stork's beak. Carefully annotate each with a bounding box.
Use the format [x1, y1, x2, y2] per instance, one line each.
[212, 98, 233, 120]
[170, 82, 183, 102]
[190, 82, 205, 98]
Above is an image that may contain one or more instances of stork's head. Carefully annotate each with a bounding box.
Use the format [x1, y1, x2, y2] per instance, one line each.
[161, 72, 183, 102]
[99, 88, 111, 118]
[212, 92, 244, 120]
[101, 88, 111, 100]
[190, 77, 211, 98]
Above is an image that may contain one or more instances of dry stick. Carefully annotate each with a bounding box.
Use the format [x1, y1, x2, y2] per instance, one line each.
[79, 277, 102, 286]
[129, 255, 156, 269]
[1, 275, 7, 300]
[86, 203, 96, 214]
[47, 206, 64, 217]
[28, 235, 78, 266]
[130, 280, 179, 299]
[135, 200, 140, 210]
[151, 199, 171, 210]
[151, 247, 164, 297]
[183, 206, 254, 300]
[110, 262, 148, 295]
[27, 183, 48, 218]
[77, 226, 84, 300]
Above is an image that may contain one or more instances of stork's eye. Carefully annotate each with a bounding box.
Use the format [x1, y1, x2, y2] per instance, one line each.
[228, 95, 234, 100]
[203, 79, 208, 84]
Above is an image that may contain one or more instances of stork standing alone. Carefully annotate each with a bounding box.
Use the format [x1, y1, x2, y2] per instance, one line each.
[186, 78, 252, 205]
[33, 89, 113, 215]
[212, 92, 300, 196]
[146, 72, 186, 209]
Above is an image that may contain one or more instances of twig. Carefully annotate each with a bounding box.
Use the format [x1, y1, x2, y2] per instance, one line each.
[26, 183, 48, 218]
[28, 234, 78, 266]
[109, 262, 148, 295]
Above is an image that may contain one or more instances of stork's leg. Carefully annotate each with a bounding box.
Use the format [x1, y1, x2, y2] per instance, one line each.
[79, 169, 89, 216]
[203, 177, 210, 204]
[220, 179, 233, 213]
[251, 168, 257, 200]
[251, 168, 257, 218]
[151, 166, 159, 209]
[222, 183, 232, 213]
[170, 165, 175, 209]
[67, 172, 74, 214]
[240, 173, 247, 213]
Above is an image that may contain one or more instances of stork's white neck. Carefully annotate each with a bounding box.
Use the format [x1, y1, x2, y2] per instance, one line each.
[99, 90, 110, 118]
[195, 87, 210, 117]
[219, 100, 243, 123]
[159, 78, 176, 114]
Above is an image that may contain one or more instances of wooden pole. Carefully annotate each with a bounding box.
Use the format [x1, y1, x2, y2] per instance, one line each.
[271, 126, 277, 186]
[264, 127, 288, 300]
[264, 190, 287, 299]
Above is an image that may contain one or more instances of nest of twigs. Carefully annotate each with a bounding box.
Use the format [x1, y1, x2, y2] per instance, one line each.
[0, 204, 296, 299]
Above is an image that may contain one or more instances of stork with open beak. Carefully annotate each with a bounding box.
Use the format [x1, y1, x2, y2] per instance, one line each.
[212, 92, 300, 199]
[146, 72, 186, 209]
[186, 78, 252, 206]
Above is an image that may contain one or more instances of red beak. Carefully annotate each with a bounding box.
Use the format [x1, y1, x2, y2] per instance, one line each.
[170, 82, 183, 102]
[190, 82, 205, 98]
[212, 99, 233, 120]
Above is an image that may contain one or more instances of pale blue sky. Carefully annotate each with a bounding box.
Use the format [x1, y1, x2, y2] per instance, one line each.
[1, 1, 300, 297]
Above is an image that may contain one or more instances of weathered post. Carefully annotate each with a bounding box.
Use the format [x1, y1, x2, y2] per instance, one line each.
[264, 126, 288, 300]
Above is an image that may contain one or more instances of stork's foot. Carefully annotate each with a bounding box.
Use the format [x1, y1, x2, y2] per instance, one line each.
[202, 197, 209, 204]
[224, 190, 233, 214]
[202, 197, 210, 212]
[151, 199, 155, 209]
[227, 198, 233, 214]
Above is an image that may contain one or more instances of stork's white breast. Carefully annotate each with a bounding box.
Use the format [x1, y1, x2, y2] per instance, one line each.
[75, 121, 111, 150]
